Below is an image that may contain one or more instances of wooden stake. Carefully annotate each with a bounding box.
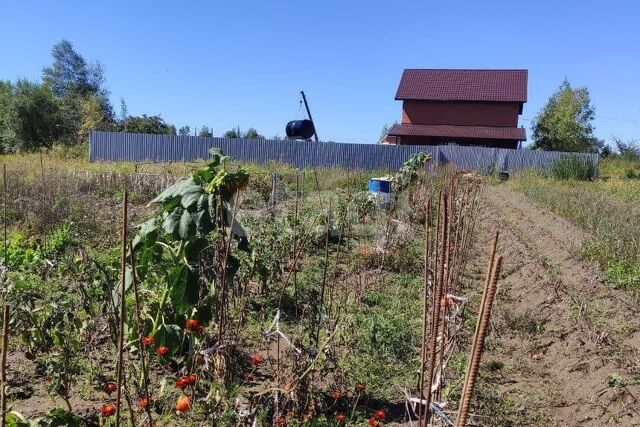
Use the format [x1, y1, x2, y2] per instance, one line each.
[115, 189, 128, 427]
[293, 174, 299, 316]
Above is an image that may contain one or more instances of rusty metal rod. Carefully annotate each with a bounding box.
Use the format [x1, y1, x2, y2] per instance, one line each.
[424, 192, 448, 425]
[418, 198, 432, 426]
[455, 255, 503, 427]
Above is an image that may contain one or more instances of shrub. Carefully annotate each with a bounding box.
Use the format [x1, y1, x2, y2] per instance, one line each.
[549, 156, 597, 181]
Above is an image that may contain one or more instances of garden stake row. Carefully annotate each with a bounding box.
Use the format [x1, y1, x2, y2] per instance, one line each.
[115, 188, 128, 427]
[1, 305, 8, 427]
[455, 249, 503, 427]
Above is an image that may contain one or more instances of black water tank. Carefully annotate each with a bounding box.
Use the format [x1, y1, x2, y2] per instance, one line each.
[286, 120, 315, 140]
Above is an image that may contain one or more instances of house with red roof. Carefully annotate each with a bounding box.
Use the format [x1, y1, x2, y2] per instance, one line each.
[386, 69, 527, 149]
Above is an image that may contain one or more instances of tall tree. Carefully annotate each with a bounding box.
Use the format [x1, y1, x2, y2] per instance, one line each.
[531, 79, 601, 152]
[178, 125, 191, 136]
[42, 40, 114, 144]
[42, 40, 106, 98]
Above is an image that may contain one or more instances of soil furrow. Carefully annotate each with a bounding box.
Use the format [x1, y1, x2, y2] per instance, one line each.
[475, 185, 640, 426]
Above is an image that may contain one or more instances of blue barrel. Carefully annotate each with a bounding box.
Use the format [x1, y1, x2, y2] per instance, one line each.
[368, 178, 392, 204]
[368, 178, 391, 193]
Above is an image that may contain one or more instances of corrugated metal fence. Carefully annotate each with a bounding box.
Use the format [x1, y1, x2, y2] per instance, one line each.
[89, 131, 598, 172]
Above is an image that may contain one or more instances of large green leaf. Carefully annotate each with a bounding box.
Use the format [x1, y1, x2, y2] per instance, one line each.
[178, 209, 195, 239]
[184, 238, 208, 264]
[181, 187, 204, 211]
[168, 266, 199, 314]
[150, 177, 200, 204]
[162, 209, 182, 238]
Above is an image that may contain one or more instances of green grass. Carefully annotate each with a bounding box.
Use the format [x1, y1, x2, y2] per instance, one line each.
[508, 158, 640, 290]
[549, 156, 597, 181]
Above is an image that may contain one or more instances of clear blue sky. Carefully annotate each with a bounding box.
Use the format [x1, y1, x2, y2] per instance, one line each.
[1, 0, 638, 145]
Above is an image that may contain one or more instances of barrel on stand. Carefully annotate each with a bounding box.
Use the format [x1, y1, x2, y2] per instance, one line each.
[368, 177, 392, 205]
[286, 120, 315, 140]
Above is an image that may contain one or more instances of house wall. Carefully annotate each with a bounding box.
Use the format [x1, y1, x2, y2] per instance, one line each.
[401, 100, 522, 127]
[396, 135, 519, 150]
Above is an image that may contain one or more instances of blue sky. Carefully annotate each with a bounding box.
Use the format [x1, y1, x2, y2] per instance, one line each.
[1, 0, 638, 145]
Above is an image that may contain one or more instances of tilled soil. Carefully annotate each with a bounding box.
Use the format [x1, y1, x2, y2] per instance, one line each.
[475, 184, 640, 426]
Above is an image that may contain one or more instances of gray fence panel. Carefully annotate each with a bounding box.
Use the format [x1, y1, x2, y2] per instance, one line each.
[89, 131, 598, 172]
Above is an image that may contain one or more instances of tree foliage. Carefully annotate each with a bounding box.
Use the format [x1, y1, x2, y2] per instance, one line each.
[115, 114, 176, 135]
[613, 137, 640, 160]
[0, 80, 63, 151]
[198, 126, 213, 137]
[43, 40, 106, 99]
[531, 79, 602, 153]
[0, 40, 179, 151]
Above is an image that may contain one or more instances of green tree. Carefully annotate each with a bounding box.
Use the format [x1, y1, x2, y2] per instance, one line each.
[613, 137, 640, 160]
[0, 80, 63, 151]
[242, 128, 263, 139]
[178, 125, 191, 136]
[223, 126, 241, 138]
[42, 40, 114, 144]
[531, 79, 601, 152]
[43, 40, 105, 99]
[78, 94, 111, 142]
[115, 115, 176, 135]
[198, 126, 213, 137]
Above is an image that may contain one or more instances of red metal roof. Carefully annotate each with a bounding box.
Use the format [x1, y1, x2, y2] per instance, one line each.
[388, 124, 526, 141]
[395, 69, 528, 102]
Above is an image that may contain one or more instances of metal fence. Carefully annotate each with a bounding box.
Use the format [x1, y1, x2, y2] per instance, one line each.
[89, 131, 599, 172]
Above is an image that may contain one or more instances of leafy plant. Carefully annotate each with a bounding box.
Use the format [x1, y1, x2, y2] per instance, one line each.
[130, 148, 250, 345]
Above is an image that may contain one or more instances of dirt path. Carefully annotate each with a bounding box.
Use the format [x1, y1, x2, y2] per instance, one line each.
[475, 184, 640, 426]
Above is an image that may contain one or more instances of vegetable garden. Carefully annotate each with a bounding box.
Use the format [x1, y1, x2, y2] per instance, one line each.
[0, 150, 507, 426]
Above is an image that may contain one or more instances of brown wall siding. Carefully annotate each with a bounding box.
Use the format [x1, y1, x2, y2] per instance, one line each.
[397, 136, 519, 149]
[401, 101, 521, 127]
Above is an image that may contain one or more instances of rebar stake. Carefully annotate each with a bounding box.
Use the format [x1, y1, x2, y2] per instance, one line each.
[455, 255, 503, 427]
